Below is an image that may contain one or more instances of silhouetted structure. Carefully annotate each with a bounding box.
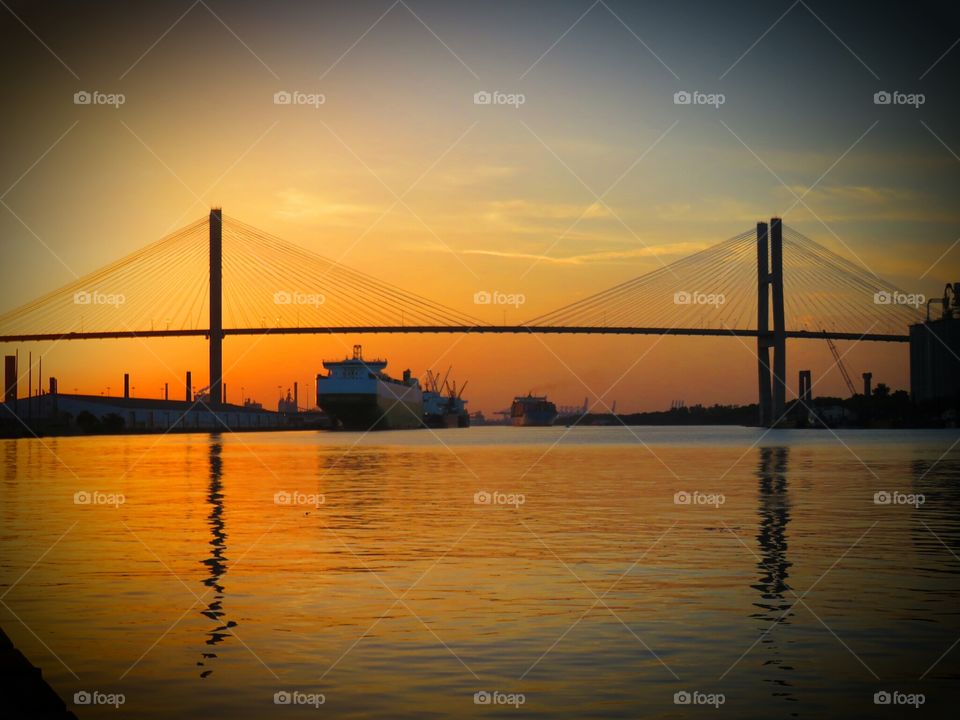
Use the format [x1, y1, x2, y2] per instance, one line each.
[4, 355, 15, 404]
[910, 283, 959, 406]
[209, 209, 223, 409]
[0, 627, 77, 719]
[757, 219, 787, 426]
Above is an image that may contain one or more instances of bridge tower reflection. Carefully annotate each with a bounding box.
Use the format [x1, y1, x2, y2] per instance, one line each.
[752, 446, 797, 706]
[197, 438, 235, 677]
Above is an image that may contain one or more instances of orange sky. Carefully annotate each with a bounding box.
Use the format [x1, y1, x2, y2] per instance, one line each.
[1, 1, 958, 413]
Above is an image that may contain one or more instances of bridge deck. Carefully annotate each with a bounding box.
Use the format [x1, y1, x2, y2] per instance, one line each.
[0, 326, 909, 343]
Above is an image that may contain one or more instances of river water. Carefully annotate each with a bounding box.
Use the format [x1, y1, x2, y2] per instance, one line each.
[1, 426, 958, 718]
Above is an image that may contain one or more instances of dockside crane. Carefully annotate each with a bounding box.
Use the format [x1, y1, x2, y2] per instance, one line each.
[823, 330, 856, 396]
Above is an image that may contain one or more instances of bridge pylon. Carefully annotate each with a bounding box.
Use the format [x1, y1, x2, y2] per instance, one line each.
[757, 218, 787, 426]
[209, 208, 223, 408]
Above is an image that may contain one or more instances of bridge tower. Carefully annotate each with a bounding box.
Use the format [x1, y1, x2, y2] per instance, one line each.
[757, 218, 787, 426]
[209, 208, 223, 408]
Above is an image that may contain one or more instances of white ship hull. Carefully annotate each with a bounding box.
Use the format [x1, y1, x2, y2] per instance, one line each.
[317, 373, 423, 431]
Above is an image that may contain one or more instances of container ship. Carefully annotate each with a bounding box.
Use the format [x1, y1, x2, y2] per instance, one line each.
[510, 394, 558, 427]
[316, 345, 423, 430]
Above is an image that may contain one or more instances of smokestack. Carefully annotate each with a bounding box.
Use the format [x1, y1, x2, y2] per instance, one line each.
[4, 355, 16, 403]
[186, 371, 192, 402]
[223, 383, 227, 404]
[49, 377, 57, 395]
[164, 383, 169, 401]
[863, 372, 872, 398]
[798, 370, 812, 405]
[294, 382, 298, 410]
[124, 373, 130, 399]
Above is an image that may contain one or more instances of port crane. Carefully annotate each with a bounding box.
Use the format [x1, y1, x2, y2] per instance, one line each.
[822, 330, 856, 396]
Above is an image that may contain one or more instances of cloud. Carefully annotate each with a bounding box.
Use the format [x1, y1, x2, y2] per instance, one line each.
[434, 165, 520, 187]
[484, 198, 610, 222]
[461, 241, 711, 265]
[774, 184, 960, 222]
[273, 187, 379, 223]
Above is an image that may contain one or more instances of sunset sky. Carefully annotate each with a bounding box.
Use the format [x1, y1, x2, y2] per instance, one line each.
[1, 0, 959, 413]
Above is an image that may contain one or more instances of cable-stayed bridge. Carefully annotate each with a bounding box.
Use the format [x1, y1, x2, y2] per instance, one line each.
[0, 210, 922, 424]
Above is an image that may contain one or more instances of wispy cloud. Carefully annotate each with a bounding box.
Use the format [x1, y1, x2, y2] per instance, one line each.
[484, 198, 611, 222]
[462, 241, 710, 265]
[273, 187, 380, 222]
[775, 184, 960, 222]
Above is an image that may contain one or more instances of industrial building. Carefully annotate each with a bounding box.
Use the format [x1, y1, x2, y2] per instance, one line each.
[2, 362, 294, 435]
[910, 283, 960, 406]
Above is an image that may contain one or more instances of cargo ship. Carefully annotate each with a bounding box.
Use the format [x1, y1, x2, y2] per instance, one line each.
[510, 394, 558, 427]
[422, 369, 469, 428]
[316, 345, 423, 430]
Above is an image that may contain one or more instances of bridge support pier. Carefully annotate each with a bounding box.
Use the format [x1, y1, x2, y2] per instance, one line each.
[209, 209, 223, 409]
[757, 222, 772, 425]
[757, 218, 787, 427]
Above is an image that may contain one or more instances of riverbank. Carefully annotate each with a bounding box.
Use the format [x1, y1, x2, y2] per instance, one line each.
[0, 626, 77, 719]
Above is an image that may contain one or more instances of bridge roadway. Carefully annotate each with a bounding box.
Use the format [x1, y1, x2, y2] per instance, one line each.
[0, 326, 910, 343]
